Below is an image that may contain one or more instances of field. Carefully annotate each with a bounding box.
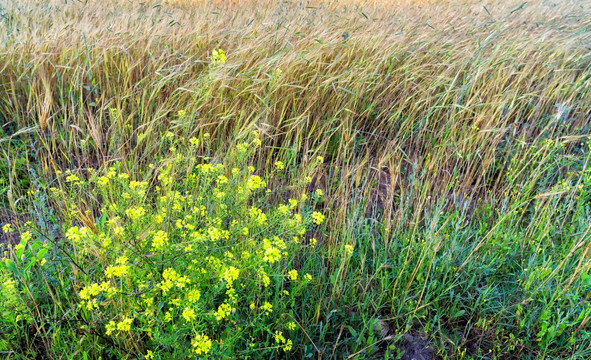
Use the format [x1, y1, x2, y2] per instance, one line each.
[1, 0, 590, 358]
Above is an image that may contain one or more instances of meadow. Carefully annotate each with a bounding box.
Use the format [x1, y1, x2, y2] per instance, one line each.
[1, 0, 590, 358]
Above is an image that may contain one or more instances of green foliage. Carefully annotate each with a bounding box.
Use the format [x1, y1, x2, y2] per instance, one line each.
[1, 0, 591, 359]
[3, 135, 328, 359]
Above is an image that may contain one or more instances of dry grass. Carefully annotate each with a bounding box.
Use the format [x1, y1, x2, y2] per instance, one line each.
[1, 0, 590, 358]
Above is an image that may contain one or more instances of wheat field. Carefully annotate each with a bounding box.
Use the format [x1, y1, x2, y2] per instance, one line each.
[1, 0, 590, 359]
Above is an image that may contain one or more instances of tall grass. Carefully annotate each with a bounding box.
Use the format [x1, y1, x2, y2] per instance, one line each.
[1, 0, 591, 358]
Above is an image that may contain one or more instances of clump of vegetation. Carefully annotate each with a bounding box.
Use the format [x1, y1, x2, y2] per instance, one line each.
[1, 0, 590, 359]
[3, 133, 328, 358]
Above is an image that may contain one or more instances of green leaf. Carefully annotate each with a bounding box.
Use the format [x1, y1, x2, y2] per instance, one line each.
[37, 248, 48, 260]
[452, 310, 466, 319]
[347, 325, 358, 338]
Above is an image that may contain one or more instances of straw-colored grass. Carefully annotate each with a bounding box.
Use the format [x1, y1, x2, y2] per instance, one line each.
[1, 0, 590, 358]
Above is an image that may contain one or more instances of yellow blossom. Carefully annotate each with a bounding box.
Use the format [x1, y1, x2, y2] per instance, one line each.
[261, 302, 273, 314]
[210, 48, 227, 66]
[284, 339, 293, 351]
[182, 308, 197, 322]
[105, 321, 117, 335]
[222, 266, 240, 284]
[20, 231, 32, 242]
[105, 263, 130, 278]
[191, 333, 213, 355]
[214, 303, 235, 321]
[311, 211, 325, 225]
[188, 289, 201, 303]
[151, 230, 169, 250]
[345, 244, 354, 256]
[125, 206, 145, 221]
[288, 269, 298, 281]
[65, 226, 81, 242]
[66, 174, 81, 184]
[246, 175, 266, 190]
[275, 331, 285, 344]
[116, 317, 133, 332]
[263, 244, 281, 263]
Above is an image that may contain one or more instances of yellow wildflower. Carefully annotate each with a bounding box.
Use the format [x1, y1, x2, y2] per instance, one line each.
[263, 245, 281, 263]
[105, 264, 129, 278]
[65, 226, 81, 242]
[311, 211, 325, 225]
[65, 174, 81, 184]
[210, 48, 227, 66]
[191, 333, 213, 355]
[105, 321, 117, 335]
[182, 308, 197, 322]
[284, 339, 293, 351]
[345, 244, 354, 257]
[116, 317, 133, 332]
[151, 230, 169, 250]
[275, 331, 286, 344]
[261, 302, 273, 314]
[188, 289, 201, 303]
[222, 266, 240, 284]
[125, 206, 145, 221]
[214, 303, 235, 321]
[246, 175, 266, 190]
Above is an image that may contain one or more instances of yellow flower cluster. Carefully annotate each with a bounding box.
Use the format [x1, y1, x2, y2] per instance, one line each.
[105, 256, 130, 278]
[182, 308, 197, 322]
[159, 268, 190, 295]
[192, 333, 213, 355]
[210, 48, 227, 66]
[79, 282, 114, 310]
[221, 266, 240, 284]
[125, 206, 145, 221]
[63, 135, 322, 357]
[262, 237, 286, 263]
[311, 211, 325, 225]
[275, 331, 293, 351]
[247, 174, 266, 190]
[345, 244, 354, 257]
[106, 317, 133, 335]
[214, 303, 236, 321]
[151, 230, 169, 250]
